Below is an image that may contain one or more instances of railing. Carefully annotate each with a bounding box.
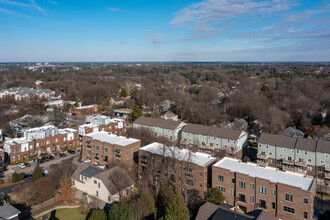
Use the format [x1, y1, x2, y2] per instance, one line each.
[94, 157, 99, 160]
[257, 154, 268, 160]
[257, 160, 268, 166]
[283, 165, 295, 172]
[294, 167, 307, 174]
[295, 161, 307, 167]
[325, 165, 330, 172]
[257, 203, 267, 209]
[325, 172, 330, 180]
[236, 197, 246, 203]
[282, 159, 294, 165]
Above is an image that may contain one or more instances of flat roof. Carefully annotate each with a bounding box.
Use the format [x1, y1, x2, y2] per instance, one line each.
[5, 137, 31, 145]
[86, 131, 140, 146]
[75, 104, 98, 109]
[25, 125, 56, 133]
[140, 142, 216, 167]
[213, 157, 314, 191]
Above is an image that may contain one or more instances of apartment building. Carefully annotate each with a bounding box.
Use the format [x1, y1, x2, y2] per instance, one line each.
[4, 126, 79, 162]
[71, 104, 102, 116]
[138, 142, 216, 197]
[79, 116, 126, 136]
[0, 87, 55, 101]
[257, 133, 330, 183]
[181, 123, 247, 159]
[212, 157, 316, 220]
[133, 116, 186, 141]
[81, 131, 140, 167]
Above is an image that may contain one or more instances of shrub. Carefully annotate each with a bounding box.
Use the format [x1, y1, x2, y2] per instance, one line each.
[0, 179, 4, 184]
[12, 172, 25, 183]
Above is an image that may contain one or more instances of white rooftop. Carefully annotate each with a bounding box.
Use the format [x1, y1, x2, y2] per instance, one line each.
[75, 104, 98, 109]
[213, 157, 315, 191]
[79, 124, 99, 128]
[59, 128, 77, 134]
[25, 125, 56, 133]
[5, 137, 31, 145]
[140, 142, 216, 167]
[86, 131, 140, 147]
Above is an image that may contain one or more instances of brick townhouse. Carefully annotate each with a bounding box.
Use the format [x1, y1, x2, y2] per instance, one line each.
[79, 116, 126, 137]
[181, 123, 247, 159]
[138, 142, 216, 198]
[212, 157, 316, 220]
[4, 126, 79, 162]
[71, 104, 102, 116]
[257, 133, 330, 184]
[81, 131, 140, 168]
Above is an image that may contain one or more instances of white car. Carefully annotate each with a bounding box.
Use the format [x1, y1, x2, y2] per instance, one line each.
[18, 163, 26, 169]
[42, 168, 49, 175]
[85, 158, 91, 163]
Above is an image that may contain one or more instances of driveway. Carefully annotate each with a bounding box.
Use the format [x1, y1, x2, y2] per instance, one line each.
[2, 153, 79, 181]
[0, 179, 32, 195]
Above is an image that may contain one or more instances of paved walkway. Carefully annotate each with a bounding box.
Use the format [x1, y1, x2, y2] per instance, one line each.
[33, 204, 81, 219]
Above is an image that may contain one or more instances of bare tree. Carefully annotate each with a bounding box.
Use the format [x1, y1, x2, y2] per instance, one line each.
[108, 167, 133, 201]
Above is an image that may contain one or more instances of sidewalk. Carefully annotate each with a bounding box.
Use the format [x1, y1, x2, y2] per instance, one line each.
[33, 204, 81, 219]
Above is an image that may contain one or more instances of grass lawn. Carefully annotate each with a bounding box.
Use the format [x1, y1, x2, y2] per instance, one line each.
[45, 207, 87, 220]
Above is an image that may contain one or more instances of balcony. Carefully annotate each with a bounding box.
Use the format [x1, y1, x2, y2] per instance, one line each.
[236, 197, 246, 204]
[282, 159, 294, 166]
[325, 165, 330, 172]
[325, 172, 330, 180]
[295, 167, 307, 174]
[295, 161, 307, 167]
[198, 144, 214, 150]
[94, 157, 99, 160]
[257, 160, 268, 167]
[283, 165, 295, 172]
[256, 203, 267, 209]
[257, 154, 268, 160]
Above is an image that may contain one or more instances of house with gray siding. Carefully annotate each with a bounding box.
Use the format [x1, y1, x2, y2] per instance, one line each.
[181, 123, 247, 159]
[258, 133, 330, 184]
[133, 116, 186, 141]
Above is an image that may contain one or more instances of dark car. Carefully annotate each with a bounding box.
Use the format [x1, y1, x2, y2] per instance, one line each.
[24, 174, 32, 179]
[24, 162, 31, 167]
[38, 158, 45, 163]
[67, 150, 75, 154]
[59, 153, 67, 157]
[49, 155, 55, 160]
[42, 156, 50, 162]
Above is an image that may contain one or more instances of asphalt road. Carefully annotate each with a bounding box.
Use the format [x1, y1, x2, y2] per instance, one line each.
[0, 179, 32, 195]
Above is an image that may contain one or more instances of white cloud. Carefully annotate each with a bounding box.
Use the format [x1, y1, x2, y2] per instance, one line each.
[108, 7, 122, 12]
[49, 1, 58, 4]
[148, 33, 166, 44]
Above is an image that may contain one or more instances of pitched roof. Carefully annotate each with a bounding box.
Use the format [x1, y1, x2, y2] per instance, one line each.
[0, 204, 21, 219]
[80, 166, 104, 178]
[95, 166, 135, 195]
[211, 208, 254, 220]
[195, 202, 221, 220]
[316, 139, 330, 154]
[246, 209, 277, 220]
[208, 126, 244, 140]
[279, 126, 305, 138]
[182, 123, 212, 135]
[134, 116, 182, 130]
[71, 163, 92, 182]
[258, 133, 297, 149]
[295, 138, 317, 151]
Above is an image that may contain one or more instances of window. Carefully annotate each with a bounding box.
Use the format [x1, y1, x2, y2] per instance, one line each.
[96, 191, 99, 197]
[239, 181, 245, 189]
[108, 196, 110, 202]
[127, 150, 129, 155]
[304, 198, 308, 204]
[269, 159, 274, 164]
[238, 193, 246, 203]
[250, 184, 254, 189]
[232, 178, 235, 184]
[94, 180, 97, 184]
[272, 189, 276, 195]
[285, 194, 293, 202]
[105, 148, 108, 153]
[272, 202, 276, 209]
[305, 151, 307, 155]
[46, 140, 50, 144]
[308, 166, 313, 171]
[284, 148, 287, 152]
[98, 182, 100, 188]
[231, 190, 235, 196]
[218, 175, 224, 182]
[186, 179, 193, 186]
[199, 182, 202, 187]
[297, 150, 299, 153]
[318, 167, 325, 172]
[199, 171, 202, 177]
[96, 146, 99, 150]
[269, 152, 272, 156]
[218, 186, 225, 192]
[259, 186, 266, 194]
[288, 156, 292, 161]
[299, 158, 304, 162]
[283, 206, 295, 213]
[308, 159, 312, 162]
[250, 196, 254, 203]
[304, 211, 308, 219]
[55, 138, 58, 142]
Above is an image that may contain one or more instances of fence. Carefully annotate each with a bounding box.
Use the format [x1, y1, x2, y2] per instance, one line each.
[31, 197, 59, 212]
[316, 184, 330, 194]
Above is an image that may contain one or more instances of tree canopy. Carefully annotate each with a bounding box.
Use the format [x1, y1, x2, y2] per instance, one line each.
[206, 187, 225, 204]
[87, 209, 107, 220]
[32, 164, 43, 182]
[164, 193, 190, 220]
[109, 202, 133, 220]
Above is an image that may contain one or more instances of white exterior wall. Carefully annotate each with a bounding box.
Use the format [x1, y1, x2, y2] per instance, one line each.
[4, 143, 11, 154]
[316, 152, 330, 167]
[295, 149, 316, 165]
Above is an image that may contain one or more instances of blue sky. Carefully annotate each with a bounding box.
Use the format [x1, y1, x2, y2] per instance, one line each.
[0, 0, 329, 62]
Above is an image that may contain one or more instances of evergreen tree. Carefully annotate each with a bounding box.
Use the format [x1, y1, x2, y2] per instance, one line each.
[120, 88, 127, 97]
[132, 105, 142, 121]
[108, 202, 133, 220]
[88, 209, 107, 220]
[32, 164, 43, 182]
[206, 187, 225, 204]
[164, 193, 189, 220]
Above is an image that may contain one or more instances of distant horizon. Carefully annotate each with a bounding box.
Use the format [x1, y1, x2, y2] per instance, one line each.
[1, 61, 330, 64]
[1, 1, 329, 62]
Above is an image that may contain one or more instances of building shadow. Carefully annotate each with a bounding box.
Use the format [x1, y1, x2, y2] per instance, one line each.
[49, 210, 59, 220]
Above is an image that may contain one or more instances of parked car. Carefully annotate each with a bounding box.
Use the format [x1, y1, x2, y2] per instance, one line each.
[42, 156, 50, 162]
[59, 153, 67, 157]
[85, 158, 91, 163]
[24, 162, 31, 167]
[38, 158, 45, 163]
[18, 163, 26, 169]
[42, 168, 49, 175]
[24, 174, 32, 179]
[49, 155, 55, 160]
[67, 150, 75, 154]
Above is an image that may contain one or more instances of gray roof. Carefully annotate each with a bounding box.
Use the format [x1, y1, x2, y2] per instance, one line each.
[316, 139, 330, 154]
[112, 97, 125, 102]
[258, 133, 297, 149]
[195, 202, 221, 220]
[211, 208, 254, 220]
[71, 163, 93, 182]
[0, 204, 21, 219]
[0, 87, 54, 96]
[182, 123, 244, 140]
[295, 138, 317, 151]
[247, 209, 277, 220]
[134, 116, 182, 130]
[182, 123, 212, 136]
[80, 166, 104, 178]
[279, 126, 305, 138]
